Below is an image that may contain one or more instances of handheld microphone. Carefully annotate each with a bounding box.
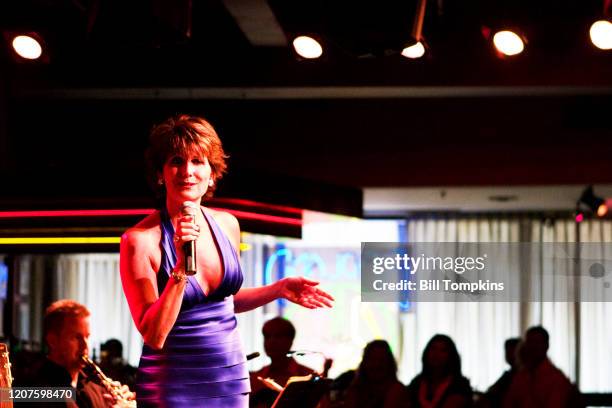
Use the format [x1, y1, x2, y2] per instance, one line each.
[181, 202, 198, 276]
[246, 352, 260, 361]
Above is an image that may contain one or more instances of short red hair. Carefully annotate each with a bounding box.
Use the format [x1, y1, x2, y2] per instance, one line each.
[145, 115, 228, 200]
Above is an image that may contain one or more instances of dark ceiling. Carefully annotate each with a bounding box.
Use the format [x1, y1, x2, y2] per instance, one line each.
[1, 0, 611, 214]
[2, 0, 611, 86]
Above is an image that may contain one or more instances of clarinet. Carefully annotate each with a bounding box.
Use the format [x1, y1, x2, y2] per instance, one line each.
[80, 355, 136, 408]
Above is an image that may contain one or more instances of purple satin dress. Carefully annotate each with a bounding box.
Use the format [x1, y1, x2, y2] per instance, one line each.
[136, 208, 250, 407]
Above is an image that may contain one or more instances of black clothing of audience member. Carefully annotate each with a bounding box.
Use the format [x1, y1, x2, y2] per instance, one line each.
[481, 338, 520, 407]
[21, 358, 107, 408]
[99, 339, 137, 391]
[326, 370, 356, 407]
[343, 340, 408, 408]
[249, 317, 315, 408]
[406, 334, 472, 408]
[503, 326, 579, 408]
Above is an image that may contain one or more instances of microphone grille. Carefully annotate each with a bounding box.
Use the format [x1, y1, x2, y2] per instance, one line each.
[181, 201, 198, 215]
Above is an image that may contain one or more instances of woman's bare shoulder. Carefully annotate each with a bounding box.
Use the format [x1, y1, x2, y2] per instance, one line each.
[205, 207, 240, 234]
[203, 207, 240, 248]
[122, 212, 162, 248]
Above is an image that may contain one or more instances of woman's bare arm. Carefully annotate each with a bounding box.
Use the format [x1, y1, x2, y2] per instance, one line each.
[234, 278, 333, 313]
[120, 226, 187, 350]
[211, 210, 334, 313]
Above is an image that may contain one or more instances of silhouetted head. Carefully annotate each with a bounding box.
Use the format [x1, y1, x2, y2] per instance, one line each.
[523, 326, 549, 367]
[504, 337, 521, 368]
[262, 317, 296, 362]
[101, 338, 123, 360]
[422, 334, 462, 379]
[357, 340, 397, 384]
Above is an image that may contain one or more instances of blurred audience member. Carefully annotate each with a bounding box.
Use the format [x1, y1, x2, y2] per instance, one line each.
[406, 334, 472, 408]
[503, 326, 576, 408]
[11, 346, 45, 388]
[250, 317, 315, 407]
[343, 340, 408, 408]
[325, 369, 357, 408]
[477, 338, 520, 407]
[98, 339, 137, 391]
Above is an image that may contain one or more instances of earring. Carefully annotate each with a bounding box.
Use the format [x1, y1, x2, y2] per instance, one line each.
[157, 178, 164, 186]
[208, 179, 214, 187]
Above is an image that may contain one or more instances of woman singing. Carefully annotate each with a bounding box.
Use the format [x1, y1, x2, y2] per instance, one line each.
[120, 114, 333, 407]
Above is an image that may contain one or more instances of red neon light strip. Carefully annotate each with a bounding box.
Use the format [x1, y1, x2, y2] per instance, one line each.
[210, 207, 302, 226]
[0, 209, 155, 218]
[0, 208, 301, 226]
[211, 198, 303, 215]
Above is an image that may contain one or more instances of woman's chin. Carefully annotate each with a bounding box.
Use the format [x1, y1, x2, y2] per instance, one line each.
[169, 191, 204, 202]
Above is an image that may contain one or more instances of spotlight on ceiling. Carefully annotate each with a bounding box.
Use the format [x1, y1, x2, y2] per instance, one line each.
[578, 186, 609, 218]
[493, 30, 525, 56]
[401, 41, 426, 59]
[11, 34, 43, 60]
[292, 35, 323, 59]
[590, 20, 612, 50]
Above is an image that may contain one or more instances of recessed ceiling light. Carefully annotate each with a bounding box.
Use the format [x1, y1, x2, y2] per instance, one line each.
[292, 36, 323, 59]
[590, 20, 612, 50]
[12, 34, 43, 60]
[493, 30, 525, 56]
[401, 41, 426, 59]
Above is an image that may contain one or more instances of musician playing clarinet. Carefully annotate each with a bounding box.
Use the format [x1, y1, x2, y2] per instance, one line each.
[21, 299, 134, 408]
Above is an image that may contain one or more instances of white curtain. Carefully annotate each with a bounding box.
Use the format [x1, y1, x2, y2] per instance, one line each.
[577, 220, 612, 392]
[404, 217, 612, 393]
[402, 218, 521, 391]
[13, 255, 47, 345]
[55, 254, 143, 366]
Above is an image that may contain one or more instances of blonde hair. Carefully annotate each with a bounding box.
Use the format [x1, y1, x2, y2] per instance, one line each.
[44, 299, 90, 337]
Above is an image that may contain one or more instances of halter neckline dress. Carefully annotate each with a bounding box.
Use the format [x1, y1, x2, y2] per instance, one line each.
[136, 207, 250, 407]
